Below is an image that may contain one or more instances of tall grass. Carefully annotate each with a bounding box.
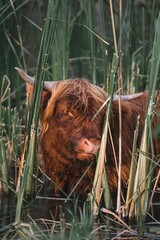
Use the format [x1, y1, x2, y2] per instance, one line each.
[0, 0, 160, 238]
[15, 0, 62, 223]
[91, 53, 119, 215]
[126, 12, 160, 222]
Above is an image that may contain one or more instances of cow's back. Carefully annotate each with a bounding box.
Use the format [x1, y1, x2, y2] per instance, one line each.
[105, 92, 160, 191]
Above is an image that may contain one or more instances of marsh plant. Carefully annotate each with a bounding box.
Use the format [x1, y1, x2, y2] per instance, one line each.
[0, 0, 160, 239]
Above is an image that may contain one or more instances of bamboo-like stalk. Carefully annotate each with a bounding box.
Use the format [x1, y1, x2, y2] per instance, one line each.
[80, 0, 96, 84]
[15, 0, 61, 223]
[102, 164, 113, 210]
[7, 88, 11, 140]
[49, 0, 73, 81]
[0, 76, 11, 195]
[125, 116, 140, 215]
[129, 120, 148, 220]
[1, 0, 27, 110]
[0, 0, 29, 25]
[25, 0, 61, 196]
[140, 13, 160, 222]
[0, 0, 160, 234]
[12, 109, 22, 156]
[98, 0, 108, 86]
[148, 0, 157, 52]
[91, 53, 119, 216]
[116, 0, 123, 216]
[119, 0, 123, 93]
[122, 0, 134, 92]
[0, 137, 9, 194]
[128, 13, 160, 222]
[10, 0, 27, 71]
[116, 90, 122, 215]
[109, 0, 118, 55]
[141, 7, 145, 76]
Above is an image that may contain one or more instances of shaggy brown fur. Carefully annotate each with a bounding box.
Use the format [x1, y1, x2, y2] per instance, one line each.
[26, 80, 160, 197]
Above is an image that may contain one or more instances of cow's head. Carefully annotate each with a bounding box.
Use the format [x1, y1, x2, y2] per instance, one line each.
[16, 68, 143, 165]
[15, 68, 108, 163]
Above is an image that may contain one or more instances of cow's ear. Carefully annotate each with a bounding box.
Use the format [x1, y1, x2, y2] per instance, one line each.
[26, 83, 51, 113]
[121, 101, 132, 120]
[112, 101, 132, 122]
[26, 83, 34, 100]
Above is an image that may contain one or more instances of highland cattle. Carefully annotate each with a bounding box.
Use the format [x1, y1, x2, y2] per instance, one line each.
[16, 68, 160, 197]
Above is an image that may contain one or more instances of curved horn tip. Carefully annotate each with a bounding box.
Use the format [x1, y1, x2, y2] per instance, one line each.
[15, 67, 27, 78]
[14, 67, 35, 85]
[15, 67, 59, 92]
[14, 67, 23, 73]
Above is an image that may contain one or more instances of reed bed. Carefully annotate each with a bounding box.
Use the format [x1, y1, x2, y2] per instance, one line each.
[0, 0, 160, 239]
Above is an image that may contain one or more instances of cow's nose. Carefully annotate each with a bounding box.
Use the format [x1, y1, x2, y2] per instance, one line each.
[79, 138, 100, 154]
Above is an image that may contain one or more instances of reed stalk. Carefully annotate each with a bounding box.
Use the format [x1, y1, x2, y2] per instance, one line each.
[49, 0, 72, 80]
[139, 12, 160, 222]
[109, 0, 118, 55]
[128, 12, 160, 222]
[116, 0, 123, 215]
[0, 76, 10, 194]
[0, 137, 9, 194]
[0, 0, 160, 236]
[91, 53, 119, 215]
[25, 0, 61, 195]
[15, 0, 61, 223]
[125, 116, 140, 215]
[124, 0, 133, 92]
[77, 0, 96, 84]
[98, 0, 108, 85]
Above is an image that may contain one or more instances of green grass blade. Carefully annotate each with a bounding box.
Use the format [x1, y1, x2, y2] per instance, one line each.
[91, 53, 119, 215]
[128, 12, 160, 222]
[0, 137, 9, 194]
[15, 0, 61, 223]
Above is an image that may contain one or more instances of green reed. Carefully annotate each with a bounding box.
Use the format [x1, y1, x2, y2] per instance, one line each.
[0, 75, 22, 195]
[15, 0, 62, 223]
[0, 0, 160, 238]
[91, 53, 119, 215]
[125, 12, 160, 222]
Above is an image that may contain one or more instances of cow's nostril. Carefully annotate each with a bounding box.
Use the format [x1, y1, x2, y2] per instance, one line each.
[84, 139, 89, 146]
[82, 139, 92, 149]
[79, 138, 100, 154]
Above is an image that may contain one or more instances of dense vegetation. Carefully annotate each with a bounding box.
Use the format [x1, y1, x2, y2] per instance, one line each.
[0, 0, 160, 239]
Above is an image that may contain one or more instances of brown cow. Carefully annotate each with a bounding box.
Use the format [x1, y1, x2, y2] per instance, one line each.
[16, 68, 160, 197]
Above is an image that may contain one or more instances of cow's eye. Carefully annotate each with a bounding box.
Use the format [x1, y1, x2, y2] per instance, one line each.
[59, 110, 74, 120]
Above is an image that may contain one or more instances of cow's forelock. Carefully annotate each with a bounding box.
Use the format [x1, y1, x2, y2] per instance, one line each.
[40, 79, 107, 162]
[41, 79, 107, 133]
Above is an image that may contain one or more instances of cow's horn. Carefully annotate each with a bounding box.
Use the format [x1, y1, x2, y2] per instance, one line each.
[15, 67, 58, 92]
[113, 92, 143, 101]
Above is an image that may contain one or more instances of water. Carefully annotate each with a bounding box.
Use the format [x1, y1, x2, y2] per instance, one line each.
[0, 186, 160, 239]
